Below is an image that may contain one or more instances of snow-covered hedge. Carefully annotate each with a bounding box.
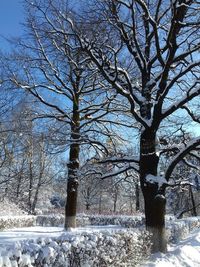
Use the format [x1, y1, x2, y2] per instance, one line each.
[35, 214, 200, 245]
[36, 214, 90, 227]
[36, 214, 144, 228]
[0, 216, 36, 230]
[0, 214, 144, 231]
[166, 216, 200, 243]
[1, 213, 199, 246]
[86, 215, 145, 228]
[0, 230, 151, 267]
[36, 214, 65, 227]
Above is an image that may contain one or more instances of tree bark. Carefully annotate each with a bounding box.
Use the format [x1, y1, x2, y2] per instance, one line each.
[16, 172, 22, 199]
[99, 191, 102, 214]
[86, 188, 91, 211]
[135, 182, 140, 212]
[64, 99, 80, 229]
[140, 130, 167, 253]
[189, 185, 197, 217]
[86, 204, 90, 211]
[113, 192, 117, 213]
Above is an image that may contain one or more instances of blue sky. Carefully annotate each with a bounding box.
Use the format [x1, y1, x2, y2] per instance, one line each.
[0, 0, 23, 51]
[0, 0, 199, 138]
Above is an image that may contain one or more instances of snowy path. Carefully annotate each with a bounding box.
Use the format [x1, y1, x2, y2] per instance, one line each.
[143, 228, 200, 267]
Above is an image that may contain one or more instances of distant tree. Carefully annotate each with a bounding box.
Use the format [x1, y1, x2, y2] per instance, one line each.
[79, 166, 102, 211]
[0, 102, 56, 214]
[0, 0, 125, 227]
[0, 86, 22, 194]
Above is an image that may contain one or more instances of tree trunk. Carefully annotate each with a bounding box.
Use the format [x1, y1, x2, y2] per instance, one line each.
[99, 191, 102, 214]
[86, 188, 91, 211]
[86, 203, 90, 211]
[32, 184, 40, 214]
[65, 176, 79, 228]
[130, 196, 133, 214]
[16, 173, 22, 199]
[32, 136, 45, 214]
[143, 186, 166, 252]
[135, 182, 140, 212]
[28, 151, 34, 214]
[113, 193, 117, 213]
[189, 185, 197, 217]
[64, 99, 80, 229]
[140, 130, 167, 253]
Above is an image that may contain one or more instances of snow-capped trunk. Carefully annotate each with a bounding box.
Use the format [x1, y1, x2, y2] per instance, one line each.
[65, 100, 80, 229]
[140, 130, 167, 253]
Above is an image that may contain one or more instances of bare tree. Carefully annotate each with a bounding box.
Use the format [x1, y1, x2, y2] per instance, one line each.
[79, 164, 102, 212]
[0, 101, 56, 214]
[0, 0, 127, 228]
[61, 0, 200, 252]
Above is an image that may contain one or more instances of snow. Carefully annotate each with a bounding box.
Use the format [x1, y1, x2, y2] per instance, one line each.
[0, 225, 124, 251]
[0, 199, 26, 216]
[0, 227, 63, 249]
[0, 225, 150, 267]
[145, 174, 168, 188]
[0, 215, 199, 266]
[143, 228, 200, 267]
[0, 215, 36, 230]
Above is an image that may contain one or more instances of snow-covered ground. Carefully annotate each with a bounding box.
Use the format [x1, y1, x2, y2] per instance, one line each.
[143, 228, 200, 267]
[0, 225, 147, 266]
[0, 227, 63, 249]
[0, 225, 199, 266]
[0, 225, 124, 250]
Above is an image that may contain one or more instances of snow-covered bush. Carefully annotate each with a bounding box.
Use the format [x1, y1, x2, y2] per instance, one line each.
[179, 216, 200, 231]
[50, 196, 65, 208]
[0, 213, 144, 231]
[0, 229, 152, 267]
[36, 214, 144, 228]
[0, 199, 35, 230]
[0, 199, 26, 216]
[86, 215, 145, 228]
[36, 214, 65, 227]
[166, 220, 190, 243]
[36, 214, 90, 227]
[0, 216, 36, 230]
[166, 216, 200, 243]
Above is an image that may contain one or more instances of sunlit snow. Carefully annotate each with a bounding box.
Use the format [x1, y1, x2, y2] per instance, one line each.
[143, 228, 200, 267]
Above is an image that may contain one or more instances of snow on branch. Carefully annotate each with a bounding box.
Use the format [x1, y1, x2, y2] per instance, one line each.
[78, 39, 151, 128]
[168, 179, 194, 188]
[182, 158, 200, 171]
[145, 174, 168, 189]
[181, 105, 200, 124]
[159, 145, 180, 155]
[165, 137, 200, 181]
[99, 156, 139, 164]
[162, 81, 200, 118]
[101, 163, 139, 180]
